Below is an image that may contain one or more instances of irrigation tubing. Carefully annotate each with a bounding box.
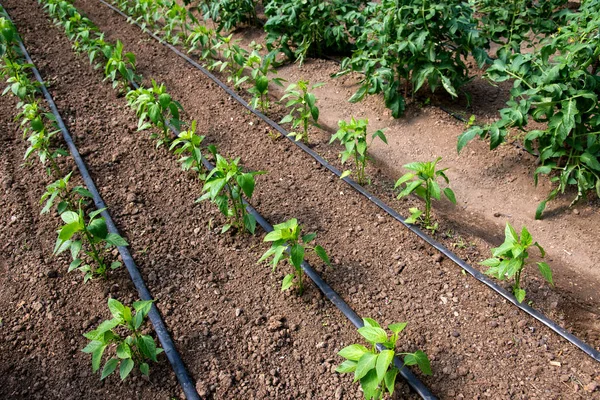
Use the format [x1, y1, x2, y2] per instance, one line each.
[99, 0, 600, 364]
[3, 9, 201, 400]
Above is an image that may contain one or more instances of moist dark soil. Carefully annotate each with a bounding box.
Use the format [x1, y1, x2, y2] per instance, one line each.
[0, 0, 599, 399]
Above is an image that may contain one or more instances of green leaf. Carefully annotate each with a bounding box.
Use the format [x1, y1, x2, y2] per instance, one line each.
[580, 152, 600, 172]
[101, 358, 119, 380]
[108, 298, 126, 320]
[314, 245, 330, 266]
[116, 342, 131, 359]
[358, 326, 388, 344]
[119, 358, 134, 380]
[404, 350, 431, 375]
[138, 335, 159, 362]
[362, 318, 381, 328]
[301, 233, 316, 243]
[376, 350, 394, 381]
[537, 262, 553, 285]
[359, 368, 380, 399]
[335, 359, 357, 373]
[281, 273, 294, 291]
[514, 287, 526, 303]
[290, 243, 305, 268]
[443, 188, 456, 204]
[140, 362, 150, 376]
[505, 222, 519, 244]
[338, 344, 368, 361]
[59, 222, 82, 241]
[354, 352, 378, 381]
[90, 345, 107, 372]
[388, 322, 407, 335]
[243, 213, 256, 235]
[384, 367, 399, 394]
[88, 218, 108, 239]
[105, 233, 128, 247]
[60, 211, 79, 224]
[340, 170, 352, 179]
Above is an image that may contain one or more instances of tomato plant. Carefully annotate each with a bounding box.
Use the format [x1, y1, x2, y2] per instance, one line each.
[336, 0, 488, 117]
[458, 1, 600, 218]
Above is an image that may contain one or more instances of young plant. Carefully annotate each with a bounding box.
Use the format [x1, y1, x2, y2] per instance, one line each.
[16, 100, 66, 177]
[394, 157, 456, 232]
[245, 51, 285, 113]
[330, 117, 387, 185]
[126, 79, 183, 147]
[198, 147, 264, 234]
[280, 80, 324, 143]
[54, 189, 128, 282]
[186, 24, 218, 61]
[102, 39, 139, 90]
[258, 218, 330, 294]
[211, 34, 247, 86]
[40, 172, 74, 214]
[1, 59, 39, 101]
[336, 318, 431, 400]
[169, 119, 205, 180]
[201, 0, 258, 32]
[481, 222, 553, 303]
[83, 298, 163, 381]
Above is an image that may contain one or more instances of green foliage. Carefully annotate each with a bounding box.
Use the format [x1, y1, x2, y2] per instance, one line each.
[126, 79, 183, 147]
[0, 15, 20, 60]
[481, 222, 553, 303]
[198, 147, 264, 234]
[472, 0, 569, 57]
[330, 117, 387, 185]
[163, 0, 197, 45]
[40, 172, 74, 215]
[1, 59, 39, 101]
[186, 24, 218, 61]
[169, 119, 205, 179]
[199, 0, 258, 32]
[244, 51, 285, 113]
[336, 318, 431, 400]
[83, 298, 163, 381]
[280, 80, 324, 143]
[54, 187, 128, 282]
[41, 0, 139, 90]
[395, 157, 456, 231]
[337, 0, 488, 118]
[458, 1, 600, 218]
[103, 39, 139, 90]
[264, 0, 366, 64]
[211, 34, 248, 86]
[16, 100, 67, 176]
[258, 218, 330, 294]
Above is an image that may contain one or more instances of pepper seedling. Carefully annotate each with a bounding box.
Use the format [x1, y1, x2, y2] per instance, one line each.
[280, 80, 324, 143]
[481, 222, 553, 303]
[330, 117, 387, 185]
[336, 318, 431, 400]
[258, 218, 330, 294]
[395, 157, 456, 233]
[83, 298, 163, 381]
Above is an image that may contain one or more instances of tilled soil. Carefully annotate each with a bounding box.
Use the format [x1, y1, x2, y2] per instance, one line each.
[0, 0, 599, 399]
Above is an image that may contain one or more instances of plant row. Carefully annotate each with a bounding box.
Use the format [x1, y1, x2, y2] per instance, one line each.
[107, 0, 556, 301]
[39, 1, 439, 396]
[0, 7, 162, 383]
[40, 0, 565, 396]
[116, 0, 600, 219]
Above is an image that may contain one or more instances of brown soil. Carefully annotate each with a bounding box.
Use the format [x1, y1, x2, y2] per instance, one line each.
[0, 1, 599, 399]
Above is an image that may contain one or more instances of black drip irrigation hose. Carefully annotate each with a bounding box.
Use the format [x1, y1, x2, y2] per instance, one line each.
[100, 0, 600, 364]
[3, 9, 201, 400]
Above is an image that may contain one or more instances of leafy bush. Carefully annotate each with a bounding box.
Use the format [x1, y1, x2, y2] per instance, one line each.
[83, 298, 163, 380]
[264, 0, 366, 64]
[481, 222, 553, 303]
[336, 0, 487, 117]
[472, 0, 569, 57]
[336, 318, 431, 400]
[459, 1, 600, 218]
[199, 0, 258, 32]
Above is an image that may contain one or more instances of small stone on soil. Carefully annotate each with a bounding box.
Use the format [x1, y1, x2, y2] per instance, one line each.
[46, 270, 58, 278]
[451, 331, 460, 338]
